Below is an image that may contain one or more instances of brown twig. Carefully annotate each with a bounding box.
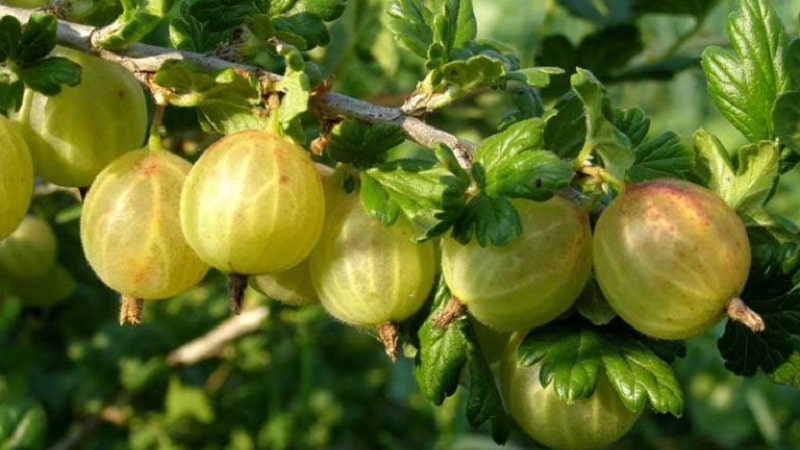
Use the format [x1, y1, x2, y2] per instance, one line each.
[0, 5, 477, 170]
[168, 306, 269, 365]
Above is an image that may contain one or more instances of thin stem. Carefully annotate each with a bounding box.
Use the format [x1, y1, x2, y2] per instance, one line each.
[0, 5, 477, 170]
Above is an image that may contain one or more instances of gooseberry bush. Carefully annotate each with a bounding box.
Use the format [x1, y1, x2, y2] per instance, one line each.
[4, 0, 800, 448]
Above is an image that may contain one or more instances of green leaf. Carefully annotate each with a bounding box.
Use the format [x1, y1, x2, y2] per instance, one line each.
[557, 0, 635, 25]
[304, 0, 348, 22]
[544, 93, 586, 159]
[429, 54, 506, 108]
[610, 107, 649, 147]
[153, 60, 265, 134]
[773, 91, 800, 154]
[444, 0, 476, 49]
[701, 0, 790, 142]
[0, 16, 21, 61]
[414, 280, 470, 405]
[413, 279, 509, 444]
[273, 45, 311, 130]
[518, 320, 683, 416]
[19, 56, 81, 96]
[505, 67, 564, 88]
[169, 0, 233, 52]
[482, 150, 573, 200]
[273, 13, 330, 50]
[386, 0, 434, 58]
[786, 37, 800, 87]
[627, 132, 696, 182]
[571, 69, 634, 179]
[575, 280, 617, 326]
[451, 193, 521, 247]
[518, 322, 604, 401]
[534, 34, 576, 97]
[359, 171, 401, 226]
[17, 12, 57, 62]
[465, 346, 510, 445]
[325, 120, 405, 168]
[693, 130, 779, 214]
[361, 147, 469, 240]
[0, 80, 24, 115]
[96, 0, 168, 49]
[475, 117, 547, 169]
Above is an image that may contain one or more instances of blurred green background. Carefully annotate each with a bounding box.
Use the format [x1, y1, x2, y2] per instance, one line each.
[3, 1, 800, 449]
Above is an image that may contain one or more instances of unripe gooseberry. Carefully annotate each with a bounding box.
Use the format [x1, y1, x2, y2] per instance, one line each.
[15, 46, 148, 187]
[309, 182, 435, 328]
[441, 196, 592, 332]
[10, 263, 76, 308]
[593, 178, 751, 340]
[0, 215, 58, 279]
[180, 130, 325, 275]
[0, 116, 34, 240]
[81, 149, 209, 299]
[501, 335, 642, 450]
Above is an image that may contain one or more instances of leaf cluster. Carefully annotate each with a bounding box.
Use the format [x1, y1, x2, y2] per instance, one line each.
[0, 13, 80, 114]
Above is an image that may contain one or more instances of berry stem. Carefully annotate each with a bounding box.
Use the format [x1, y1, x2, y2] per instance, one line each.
[432, 296, 467, 329]
[119, 294, 143, 325]
[726, 297, 765, 332]
[227, 273, 248, 315]
[378, 322, 400, 363]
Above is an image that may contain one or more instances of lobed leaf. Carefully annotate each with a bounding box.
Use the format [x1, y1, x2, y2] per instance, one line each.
[0, 15, 21, 61]
[20, 56, 81, 96]
[413, 280, 470, 405]
[693, 130, 779, 214]
[153, 60, 264, 134]
[325, 120, 405, 168]
[517, 320, 684, 416]
[544, 93, 586, 159]
[571, 69, 634, 179]
[413, 279, 509, 444]
[386, 0, 433, 58]
[95, 0, 167, 49]
[17, 13, 56, 62]
[700, 0, 790, 142]
[627, 131, 696, 182]
[360, 146, 469, 241]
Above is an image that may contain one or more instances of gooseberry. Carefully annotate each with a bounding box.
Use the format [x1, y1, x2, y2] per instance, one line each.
[500, 335, 642, 450]
[0, 116, 33, 240]
[81, 148, 209, 299]
[180, 129, 325, 275]
[441, 196, 592, 332]
[0, 215, 58, 279]
[309, 180, 435, 328]
[592, 178, 751, 340]
[16, 46, 148, 187]
[249, 259, 318, 306]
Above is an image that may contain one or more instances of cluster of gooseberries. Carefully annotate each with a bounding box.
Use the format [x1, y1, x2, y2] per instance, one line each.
[0, 46, 756, 450]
